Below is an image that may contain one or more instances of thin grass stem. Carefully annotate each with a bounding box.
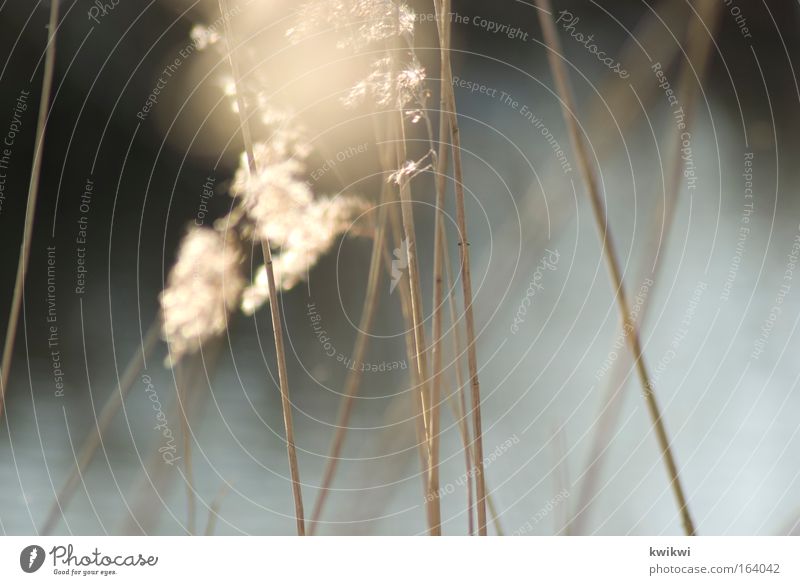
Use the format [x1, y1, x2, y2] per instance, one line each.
[535, 0, 695, 535]
[435, 0, 488, 534]
[0, 0, 60, 421]
[218, 0, 305, 534]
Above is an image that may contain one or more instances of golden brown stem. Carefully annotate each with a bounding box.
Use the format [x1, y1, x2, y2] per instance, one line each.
[535, 0, 695, 535]
[570, 0, 721, 535]
[436, 0, 488, 534]
[218, 0, 305, 534]
[0, 0, 60, 421]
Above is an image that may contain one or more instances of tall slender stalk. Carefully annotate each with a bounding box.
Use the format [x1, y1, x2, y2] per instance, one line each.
[387, 23, 437, 529]
[422, 0, 461, 537]
[386, 199, 436, 530]
[442, 238, 475, 535]
[569, 0, 721, 535]
[307, 183, 390, 535]
[218, 0, 304, 535]
[435, 0, 488, 534]
[535, 0, 695, 535]
[0, 0, 60, 421]
[393, 118, 432, 432]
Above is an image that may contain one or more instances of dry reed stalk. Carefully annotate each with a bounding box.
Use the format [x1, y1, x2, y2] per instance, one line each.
[377, 173, 441, 530]
[535, 0, 695, 535]
[218, 0, 304, 535]
[431, 128, 476, 534]
[386, 234, 432, 458]
[373, 116, 432, 452]
[307, 183, 390, 535]
[443, 366, 505, 536]
[0, 0, 60, 421]
[569, 0, 721, 535]
[385, 203, 437, 531]
[440, 322, 506, 535]
[258, 239, 305, 537]
[428, 204, 444, 535]
[393, 117, 432, 431]
[421, 0, 463, 537]
[478, 0, 685, 317]
[445, 381, 474, 533]
[443, 249, 476, 535]
[41, 321, 160, 535]
[435, 0, 488, 534]
[371, 40, 436, 529]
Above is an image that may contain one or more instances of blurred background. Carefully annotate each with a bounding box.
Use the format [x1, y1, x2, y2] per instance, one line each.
[1, 0, 799, 535]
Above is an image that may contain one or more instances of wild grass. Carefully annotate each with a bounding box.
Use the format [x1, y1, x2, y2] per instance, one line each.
[535, 0, 695, 535]
[15, 0, 751, 537]
[218, 0, 306, 535]
[569, 0, 722, 535]
[435, 0, 489, 534]
[0, 0, 60, 421]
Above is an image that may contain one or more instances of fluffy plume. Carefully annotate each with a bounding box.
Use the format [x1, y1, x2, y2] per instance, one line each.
[241, 194, 371, 313]
[190, 24, 221, 50]
[287, 0, 415, 51]
[159, 227, 244, 367]
[342, 56, 426, 109]
[230, 130, 314, 245]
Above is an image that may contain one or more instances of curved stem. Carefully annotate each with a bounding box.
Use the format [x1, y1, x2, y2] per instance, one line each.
[535, 0, 695, 535]
[0, 0, 60, 421]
